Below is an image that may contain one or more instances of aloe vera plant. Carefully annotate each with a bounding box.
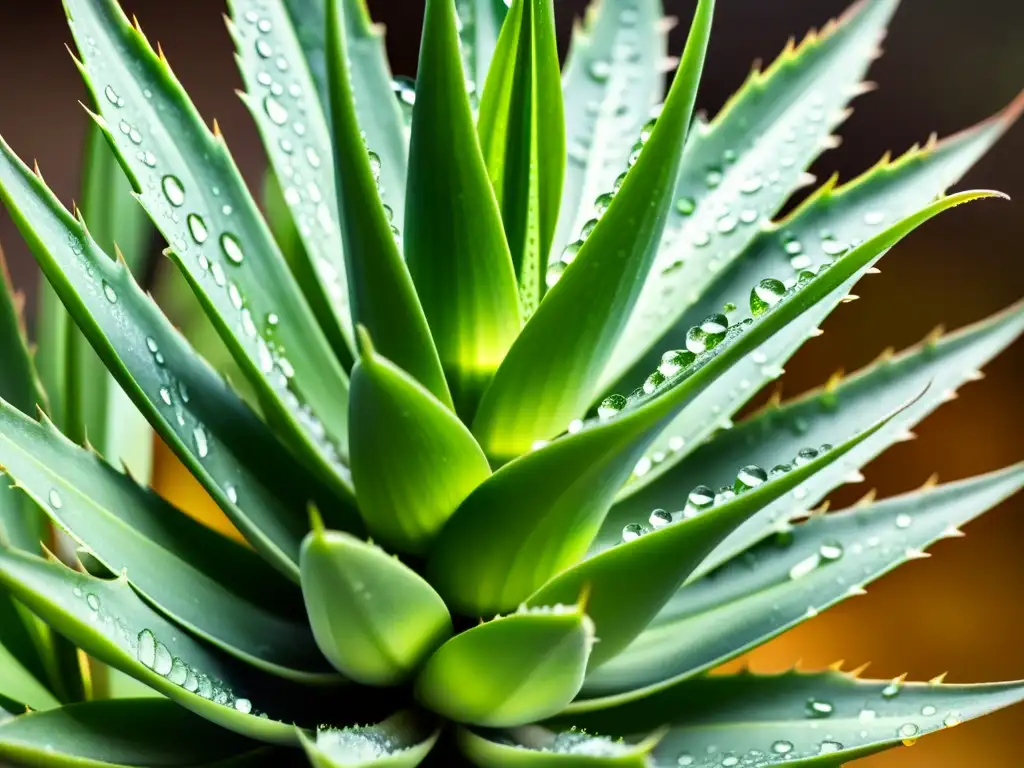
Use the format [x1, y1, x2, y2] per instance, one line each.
[0, 0, 1020, 764]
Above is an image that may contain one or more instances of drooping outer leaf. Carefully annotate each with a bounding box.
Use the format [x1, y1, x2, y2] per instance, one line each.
[616, 91, 1024, 497]
[229, 0, 355, 367]
[471, 0, 714, 460]
[603, 0, 901, 391]
[527, 406, 895, 669]
[456, 0, 509, 105]
[0, 133, 359, 581]
[0, 396, 336, 683]
[326, 0, 452, 408]
[599, 299, 1024, 561]
[300, 518, 452, 685]
[416, 605, 595, 728]
[0, 698, 260, 767]
[428, 190, 996, 615]
[584, 465, 1024, 699]
[65, 0, 353, 492]
[0, 549, 367, 745]
[299, 711, 441, 768]
[457, 725, 660, 767]
[477, 0, 564, 317]
[406, 0, 523, 418]
[349, 330, 492, 555]
[555, 0, 667, 274]
[561, 670, 1024, 767]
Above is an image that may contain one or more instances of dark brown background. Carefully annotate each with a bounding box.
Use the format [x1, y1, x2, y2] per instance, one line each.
[0, 1, 1022, 764]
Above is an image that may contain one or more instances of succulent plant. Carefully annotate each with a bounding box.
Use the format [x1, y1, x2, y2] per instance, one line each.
[0, 0, 1021, 764]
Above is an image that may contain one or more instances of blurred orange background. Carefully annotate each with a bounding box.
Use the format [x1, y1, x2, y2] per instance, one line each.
[0, 0, 1022, 764]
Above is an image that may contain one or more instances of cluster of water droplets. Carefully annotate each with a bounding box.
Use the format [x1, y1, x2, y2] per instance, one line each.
[316, 725, 404, 761]
[620, 445, 831, 544]
[541, 729, 631, 757]
[70, 586, 256, 715]
[547, 106, 658, 290]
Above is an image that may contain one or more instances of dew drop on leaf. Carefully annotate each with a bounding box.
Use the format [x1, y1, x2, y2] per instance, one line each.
[263, 95, 288, 126]
[597, 394, 627, 420]
[649, 509, 672, 528]
[750, 278, 786, 316]
[220, 233, 245, 265]
[621, 523, 648, 543]
[161, 176, 185, 207]
[187, 214, 208, 244]
[48, 489, 62, 509]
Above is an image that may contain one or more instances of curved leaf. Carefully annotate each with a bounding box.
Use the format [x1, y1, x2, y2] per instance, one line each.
[562, 670, 1024, 767]
[527, 409, 893, 669]
[617, 91, 1024, 494]
[0, 639, 59, 714]
[326, 0, 452, 408]
[428, 191, 993, 615]
[621, 298, 1024, 582]
[349, 330, 491, 555]
[0, 549, 372, 745]
[300, 520, 452, 686]
[471, 0, 714, 459]
[585, 465, 1024, 699]
[64, 0, 353, 493]
[458, 726, 659, 767]
[300, 711, 441, 768]
[415, 605, 594, 728]
[0, 397, 335, 683]
[456, 0, 509, 106]
[603, 0, 901, 390]
[555, 0, 667, 272]
[406, 0, 523, 417]
[0, 698, 259, 768]
[0, 134, 358, 581]
[229, 0, 355, 366]
[477, 0, 564, 317]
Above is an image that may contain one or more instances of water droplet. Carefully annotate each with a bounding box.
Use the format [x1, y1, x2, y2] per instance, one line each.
[649, 508, 673, 528]
[228, 283, 243, 310]
[545, 261, 565, 288]
[882, 679, 902, 699]
[864, 210, 885, 226]
[142, 151, 157, 167]
[819, 540, 844, 561]
[943, 711, 961, 728]
[167, 657, 189, 686]
[255, 39, 272, 59]
[628, 141, 645, 166]
[676, 755, 694, 766]
[705, 167, 723, 188]
[740, 175, 763, 194]
[221, 233, 244, 265]
[772, 741, 794, 755]
[159, 387, 172, 406]
[187, 214, 208, 244]
[643, 370, 666, 395]
[48, 489, 62, 509]
[102, 281, 117, 304]
[588, 59, 611, 82]
[922, 705, 937, 716]
[806, 698, 834, 718]
[717, 215, 738, 234]
[161, 176, 185, 207]
[594, 192, 615, 214]
[86, 593, 101, 611]
[734, 464, 768, 492]
[234, 698, 253, 714]
[659, 349, 696, 377]
[859, 708, 877, 722]
[137, 629, 157, 669]
[819, 741, 843, 754]
[622, 523, 648, 543]
[794, 447, 819, 466]
[821, 235, 848, 256]
[675, 197, 696, 216]
[193, 426, 209, 458]
[367, 151, 382, 182]
[898, 723, 920, 739]
[896, 513, 913, 529]
[770, 463, 792, 477]
[750, 277, 786, 316]
[598, 394, 627, 420]
[683, 485, 714, 518]
[104, 85, 124, 108]
[263, 95, 288, 126]
[790, 253, 813, 270]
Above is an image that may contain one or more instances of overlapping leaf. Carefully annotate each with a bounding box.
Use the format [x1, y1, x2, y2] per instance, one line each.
[0, 133, 358, 581]
[456, 0, 509, 106]
[406, 0, 522, 416]
[300, 711, 441, 768]
[458, 725, 660, 767]
[471, 0, 714, 459]
[65, 0, 353, 493]
[584, 466, 1024, 699]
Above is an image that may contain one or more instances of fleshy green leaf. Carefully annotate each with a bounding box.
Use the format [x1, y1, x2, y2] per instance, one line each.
[0, 549, 366, 745]
[458, 725, 660, 767]
[562, 670, 1024, 767]
[554, 0, 667, 272]
[299, 711, 441, 768]
[456, 0, 509, 105]
[584, 465, 1024, 700]
[616, 92, 1024, 494]
[471, 0, 714, 460]
[428, 191, 994, 615]
[603, 0, 901, 391]
[349, 330, 491, 555]
[326, 0, 452, 408]
[0, 639, 59, 714]
[617, 298, 1024, 582]
[0, 132, 358, 581]
[477, 0, 564, 317]
[415, 604, 595, 727]
[65, 0, 353, 493]
[300, 519, 452, 686]
[527, 408, 894, 669]
[406, 0, 523, 417]
[229, 0, 355, 367]
[0, 698, 260, 767]
[0, 396, 335, 683]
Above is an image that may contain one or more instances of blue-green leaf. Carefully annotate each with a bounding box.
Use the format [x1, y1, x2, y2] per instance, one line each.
[0, 639, 59, 714]
[65, 0, 353, 494]
[584, 465, 1024, 699]
[300, 711, 441, 768]
[471, 0, 714, 460]
[406, 0, 523, 417]
[458, 725, 660, 767]
[456, 0, 509, 105]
